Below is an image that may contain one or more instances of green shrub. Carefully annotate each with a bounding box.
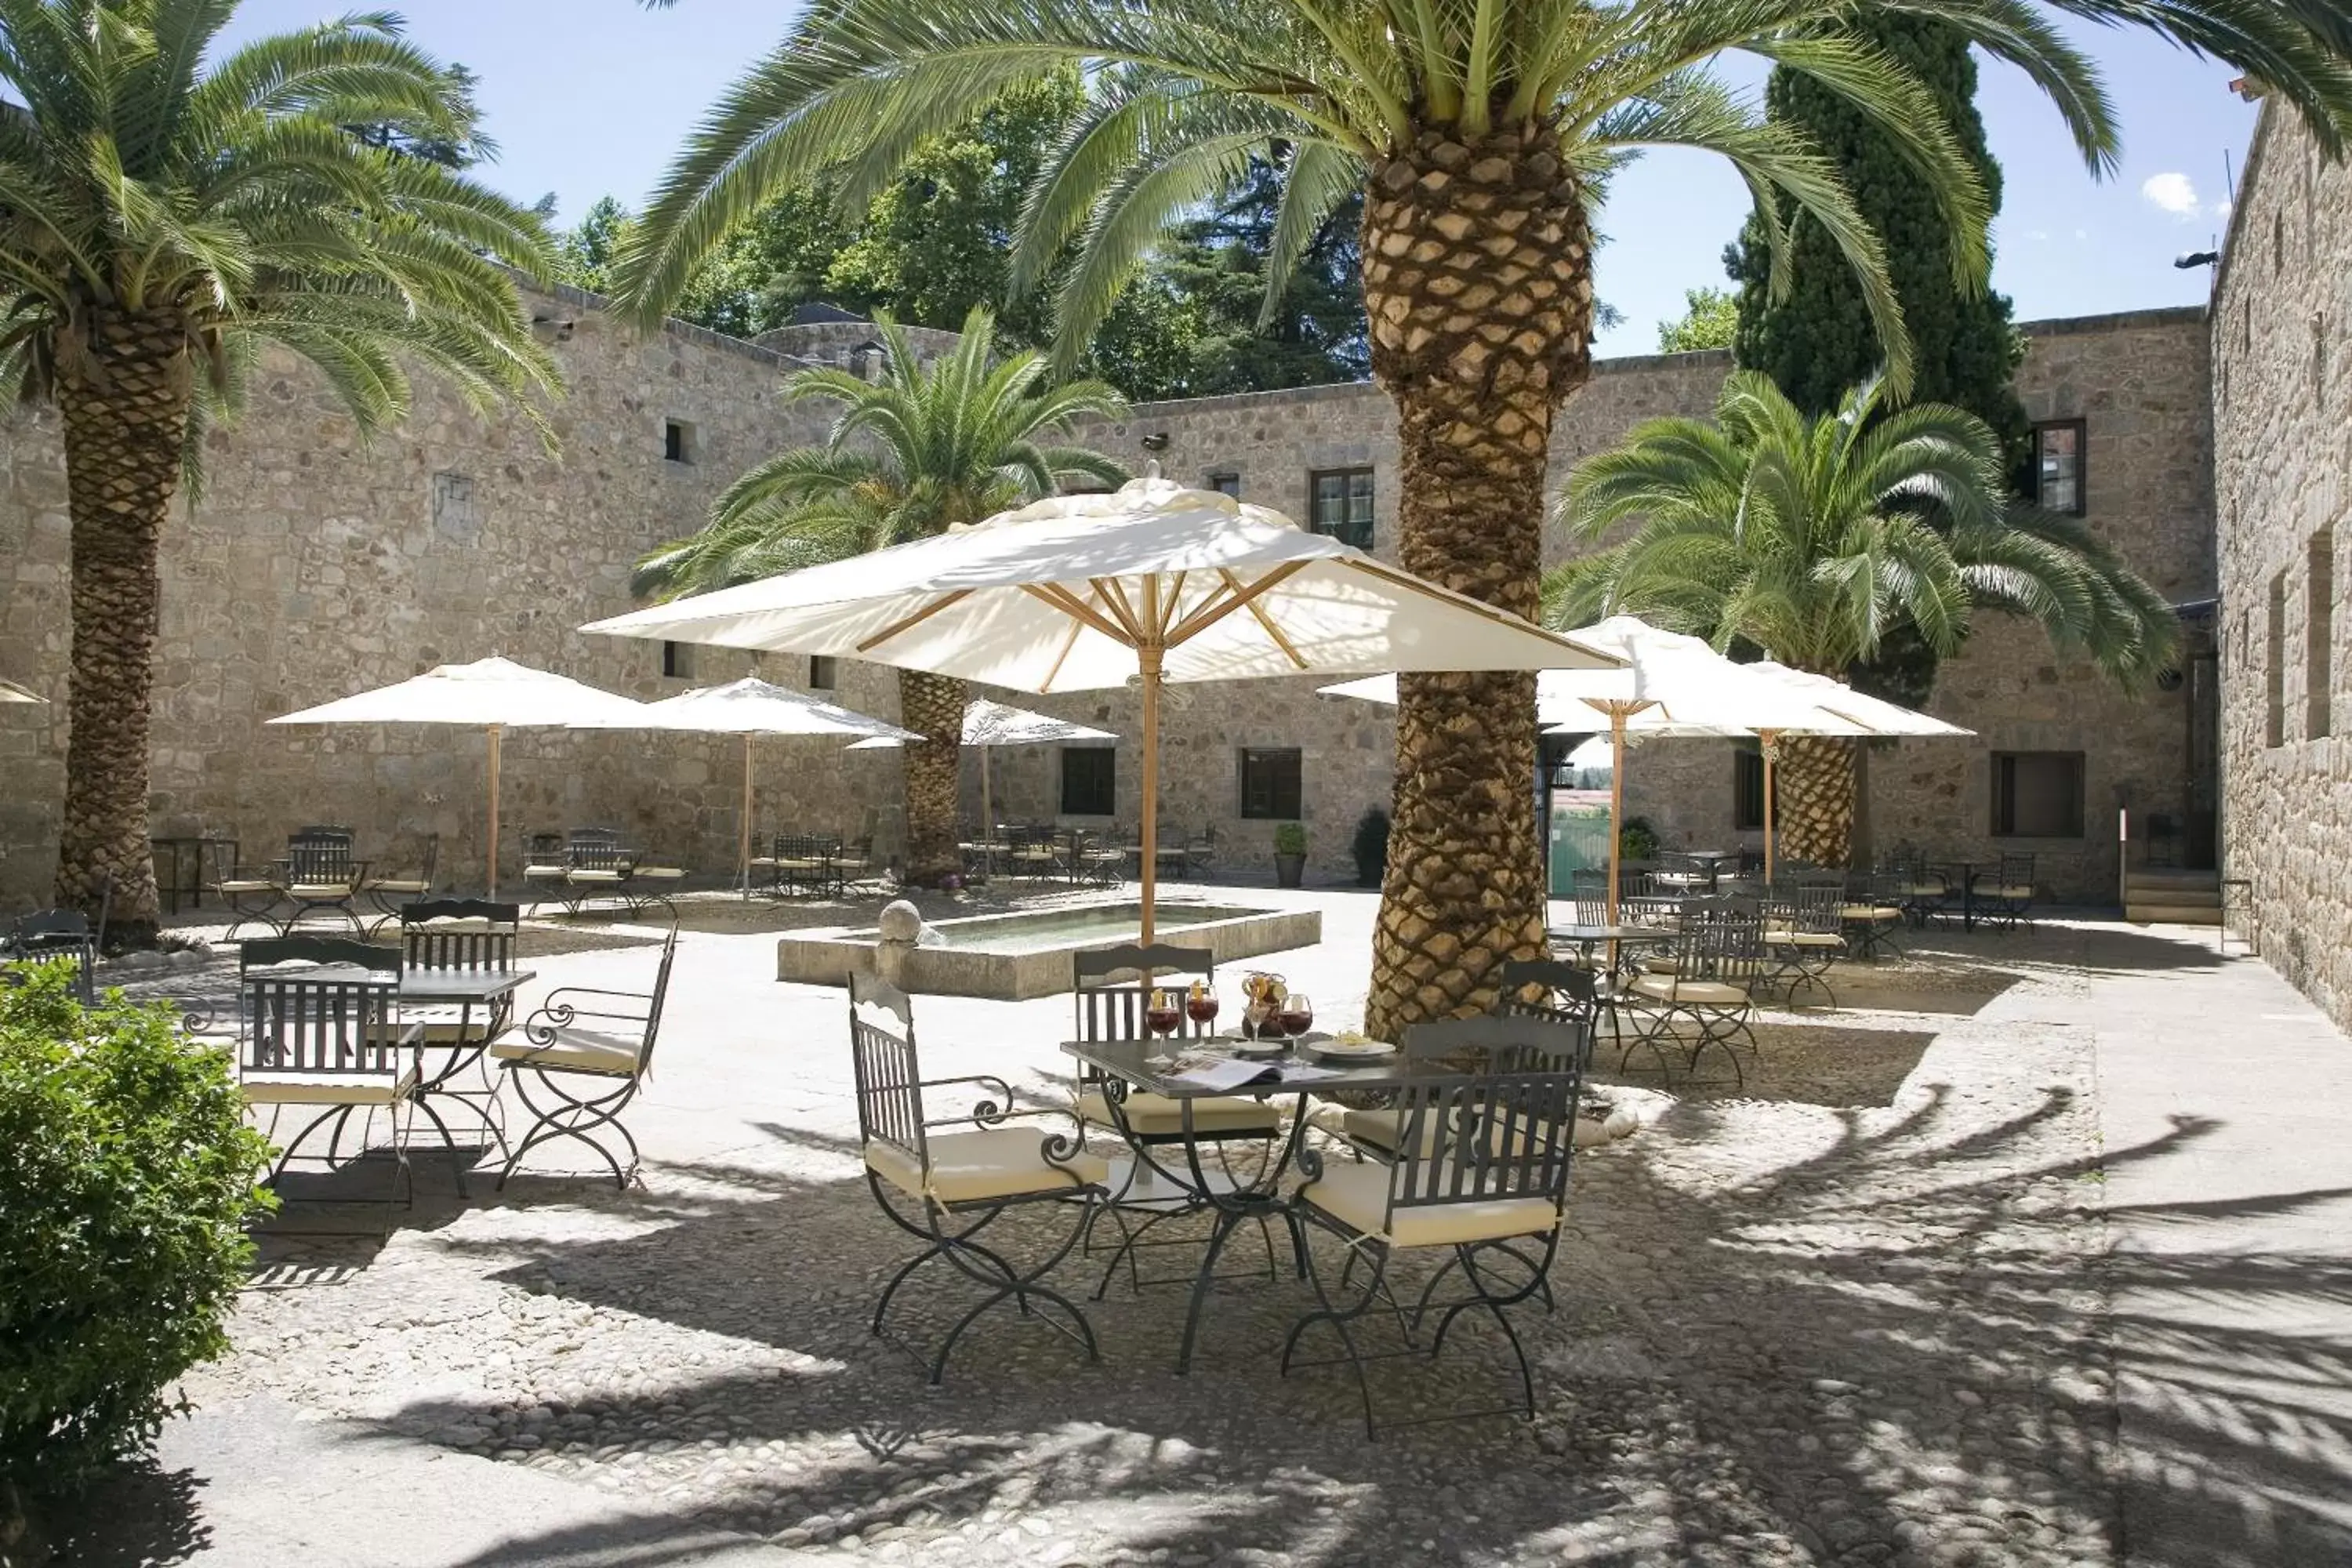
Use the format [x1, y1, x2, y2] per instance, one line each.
[0, 963, 272, 1502]
[1619, 816, 1660, 862]
[1349, 807, 1390, 887]
[1272, 822, 1308, 856]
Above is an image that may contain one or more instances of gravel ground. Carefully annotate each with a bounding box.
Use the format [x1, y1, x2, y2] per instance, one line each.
[143, 919, 2124, 1568]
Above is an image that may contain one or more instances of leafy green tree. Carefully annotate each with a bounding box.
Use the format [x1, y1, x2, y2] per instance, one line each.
[1548, 372, 2176, 864]
[0, 0, 561, 939]
[1657, 287, 1739, 353]
[635, 310, 1127, 882]
[555, 196, 633, 294]
[622, 0, 2352, 1040]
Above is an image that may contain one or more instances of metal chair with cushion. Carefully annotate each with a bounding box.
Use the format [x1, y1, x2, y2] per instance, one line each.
[235, 935, 422, 1217]
[1974, 853, 2038, 929]
[1886, 852, 1952, 928]
[278, 829, 369, 934]
[1839, 869, 1908, 960]
[1323, 1012, 1588, 1163]
[1282, 1061, 1584, 1436]
[1762, 877, 1847, 1007]
[399, 898, 523, 1162]
[850, 970, 1106, 1384]
[364, 835, 440, 932]
[1618, 906, 1766, 1087]
[490, 928, 676, 1189]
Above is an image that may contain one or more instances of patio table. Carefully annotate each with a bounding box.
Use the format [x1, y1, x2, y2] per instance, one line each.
[1062, 1033, 1444, 1375]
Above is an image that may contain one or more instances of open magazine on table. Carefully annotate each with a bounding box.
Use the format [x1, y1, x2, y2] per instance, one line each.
[1165, 1054, 1349, 1093]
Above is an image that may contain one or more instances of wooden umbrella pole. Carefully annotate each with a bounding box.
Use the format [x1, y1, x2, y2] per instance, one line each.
[487, 723, 503, 900]
[981, 745, 994, 847]
[1138, 645, 1163, 947]
[1761, 730, 1779, 886]
[740, 733, 755, 893]
[1606, 706, 1626, 927]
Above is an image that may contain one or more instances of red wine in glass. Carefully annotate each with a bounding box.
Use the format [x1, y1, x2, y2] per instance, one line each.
[1276, 993, 1314, 1038]
[1185, 989, 1220, 1030]
[1145, 991, 1182, 1039]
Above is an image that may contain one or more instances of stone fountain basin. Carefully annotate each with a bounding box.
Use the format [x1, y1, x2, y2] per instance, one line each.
[775, 898, 1321, 1000]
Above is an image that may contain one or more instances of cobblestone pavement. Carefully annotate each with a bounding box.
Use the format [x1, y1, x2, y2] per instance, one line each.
[104, 899, 2161, 1568]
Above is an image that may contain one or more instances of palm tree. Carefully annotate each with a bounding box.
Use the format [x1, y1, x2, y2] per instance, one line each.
[1548, 370, 2178, 865]
[633, 308, 1127, 884]
[619, 0, 2352, 1037]
[0, 0, 562, 941]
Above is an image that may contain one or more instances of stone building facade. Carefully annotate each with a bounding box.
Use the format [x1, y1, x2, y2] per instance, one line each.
[0, 278, 2212, 909]
[2212, 103, 2352, 1030]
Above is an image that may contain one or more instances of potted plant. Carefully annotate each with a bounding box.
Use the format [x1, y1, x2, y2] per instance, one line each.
[1350, 807, 1390, 888]
[1272, 822, 1308, 887]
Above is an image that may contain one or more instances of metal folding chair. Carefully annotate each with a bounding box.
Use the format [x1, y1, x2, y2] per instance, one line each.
[490, 928, 676, 1189]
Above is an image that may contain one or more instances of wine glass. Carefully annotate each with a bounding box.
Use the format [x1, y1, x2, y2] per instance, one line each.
[1185, 985, 1221, 1033]
[1144, 988, 1182, 1040]
[1276, 991, 1315, 1039]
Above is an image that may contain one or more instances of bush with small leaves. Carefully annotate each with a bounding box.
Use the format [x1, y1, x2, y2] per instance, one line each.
[0, 962, 272, 1515]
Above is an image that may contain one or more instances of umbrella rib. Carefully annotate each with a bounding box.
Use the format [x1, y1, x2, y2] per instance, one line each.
[1214, 567, 1308, 669]
[1086, 576, 1149, 642]
[856, 590, 973, 655]
[1341, 558, 1599, 653]
[1022, 583, 1131, 645]
[1040, 617, 1085, 693]
[1165, 561, 1308, 648]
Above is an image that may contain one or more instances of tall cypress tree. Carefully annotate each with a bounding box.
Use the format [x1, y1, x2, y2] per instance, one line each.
[1730, 17, 2029, 455]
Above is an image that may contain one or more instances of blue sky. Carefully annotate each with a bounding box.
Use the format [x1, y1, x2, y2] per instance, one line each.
[224, 1, 2256, 358]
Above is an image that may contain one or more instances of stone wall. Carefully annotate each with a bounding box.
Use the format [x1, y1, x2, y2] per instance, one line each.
[2212, 104, 2352, 1029]
[0, 278, 2212, 909]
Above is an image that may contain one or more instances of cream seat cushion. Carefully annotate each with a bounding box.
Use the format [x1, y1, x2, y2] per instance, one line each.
[524, 862, 568, 879]
[633, 866, 685, 880]
[368, 877, 430, 894]
[567, 868, 626, 884]
[242, 1064, 416, 1106]
[1298, 1160, 1560, 1249]
[1763, 929, 1845, 949]
[1075, 1088, 1280, 1136]
[865, 1127, 1108, 1205]
[214, 878, 277, 894]
[1987, 884, 2034, 899]
[1627, 974, 1749, 1006]
[1841, 904, 1904, 922]
[286, 881, 358, 898]
[491, 1026, 642, 1076]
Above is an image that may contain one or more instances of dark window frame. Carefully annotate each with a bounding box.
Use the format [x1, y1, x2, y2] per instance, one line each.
[2032, 419, 2086, 517]
[661, 641, 695, 680]
[1991, 750, 2086, 838]
[1732, 747, 1768, 832]
[1059, 746, 1117, 817]
[1308, 466, 1376, 550]
[1238, 746, 1304, 821]
[663, 419, 694, 464]
[1207, 471, 1241, 498]
[808, 654, 837, 691]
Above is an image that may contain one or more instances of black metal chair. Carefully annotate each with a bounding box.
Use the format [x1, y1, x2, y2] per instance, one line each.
[1283, 1062, 1584, 1436]
[234, 937, 422, 1219]
[849, 971, 1105, 1384]
[278, 829, 369, 934]
[490, 928, 677, 1189]
[765, 832, 845, 898]
[364, 835, 439, 932]
[1617, 905, 1766, 1087]
[1886, 852, 1952, 928]
[399, 898, 523, 1169]
[9, 906, 100, 1004]
[1839, 870, 1908, 960]
[1497, 957, 1603, 1069]
[1324, 1011, 1588, 1160]
[522, 832, 571, 905]
[1974, 853, 2038, 928]
[1762, 877, 1846, 1007]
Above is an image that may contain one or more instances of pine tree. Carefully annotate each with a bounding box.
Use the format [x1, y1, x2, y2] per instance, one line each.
[1727, 15, 2033, 706]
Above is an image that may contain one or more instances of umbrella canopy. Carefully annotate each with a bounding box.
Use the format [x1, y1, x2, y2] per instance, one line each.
[847, 695, 1118, 848]
[270, 656, 645, 896]
[0, 678, 46, 705]
[572, 677, 919, 888]
[585, 477, 1621, 941]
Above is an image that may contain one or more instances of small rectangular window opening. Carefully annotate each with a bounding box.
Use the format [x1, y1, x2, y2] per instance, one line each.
[662, 641, 695, 680]
[808, 655, 837, 691]
[664, 419, 694, 463]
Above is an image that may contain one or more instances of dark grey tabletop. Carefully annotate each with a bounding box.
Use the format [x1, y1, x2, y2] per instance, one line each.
[1064, 1033, 1427, 1098]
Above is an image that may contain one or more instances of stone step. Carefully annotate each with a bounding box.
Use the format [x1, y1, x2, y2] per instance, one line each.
[2126, 903, 2225, 926]
[2122, 882, 2221, 907]
[2124, 867, 2222, 891]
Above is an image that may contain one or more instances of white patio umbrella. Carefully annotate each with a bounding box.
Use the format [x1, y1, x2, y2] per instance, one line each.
[583, 476, 1621, 942]
[571, 677, 920, 888]
[1324, 616, 1879, 912]
[846, 696, 1116, 841]
[268, 656, 646, 897]
[0, 678, 45, 704]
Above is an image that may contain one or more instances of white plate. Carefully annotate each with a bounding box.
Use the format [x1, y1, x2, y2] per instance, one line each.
[1311, 1040, 1398, 1062]
[1227, 1036, 1290, 1058]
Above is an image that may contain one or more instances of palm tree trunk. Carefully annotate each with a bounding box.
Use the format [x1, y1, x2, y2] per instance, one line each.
[1359, 125, 1594, 1039]
[897, 668, 967, 886]
[54, 311, 194, 944]
[1774, 733, 1859, 868]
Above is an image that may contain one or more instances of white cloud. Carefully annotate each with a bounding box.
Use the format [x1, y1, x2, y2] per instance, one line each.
[2142, 172, 2201, 219]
